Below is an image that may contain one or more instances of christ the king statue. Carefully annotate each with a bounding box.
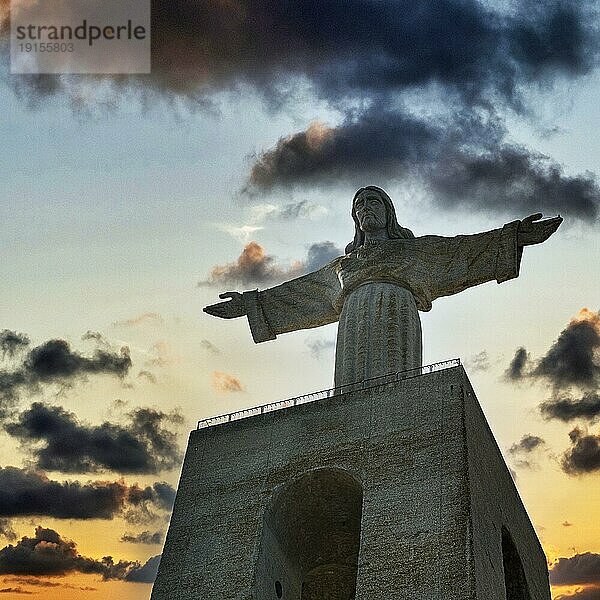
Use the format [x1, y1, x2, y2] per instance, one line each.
[204, 186, 562, 387]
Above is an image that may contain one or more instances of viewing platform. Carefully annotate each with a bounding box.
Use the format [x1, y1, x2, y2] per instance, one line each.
[197, 357, 462, 429]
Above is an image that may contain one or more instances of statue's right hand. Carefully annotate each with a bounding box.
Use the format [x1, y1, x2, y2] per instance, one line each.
[203, 292, 246, 319]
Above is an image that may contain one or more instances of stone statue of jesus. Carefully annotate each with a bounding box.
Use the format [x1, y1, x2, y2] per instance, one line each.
[204, 186, 562, 387]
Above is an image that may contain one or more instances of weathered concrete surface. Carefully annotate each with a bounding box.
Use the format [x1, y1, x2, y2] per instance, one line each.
[152, 366, 550, 600]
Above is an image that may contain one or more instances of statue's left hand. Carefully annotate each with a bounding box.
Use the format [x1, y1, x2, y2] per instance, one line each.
[517, 213, 563, 247]
[203, 292, 246, 319]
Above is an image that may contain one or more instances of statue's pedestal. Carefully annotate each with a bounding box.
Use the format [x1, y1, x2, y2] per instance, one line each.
[152, 365, 550, 600]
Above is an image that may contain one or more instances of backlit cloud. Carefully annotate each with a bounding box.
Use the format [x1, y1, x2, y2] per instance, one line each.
[200, 242, 304, 287]
[550, 552, 600, 586]
[0, 526, 157, 582]
[201, 240, 343, 288]
[505, 347, 530, 381]
[211, 371, 245, 394]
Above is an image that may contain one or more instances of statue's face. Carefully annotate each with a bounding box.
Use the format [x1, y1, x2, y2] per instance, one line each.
[354, 190, 388, 234]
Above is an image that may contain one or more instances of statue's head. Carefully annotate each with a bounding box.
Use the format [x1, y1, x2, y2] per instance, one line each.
[345, 186, 414, 253]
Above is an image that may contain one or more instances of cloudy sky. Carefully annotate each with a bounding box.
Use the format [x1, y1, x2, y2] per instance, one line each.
[1, 0, 600, 598]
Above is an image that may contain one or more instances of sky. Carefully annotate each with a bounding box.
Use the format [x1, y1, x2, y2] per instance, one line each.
[0, 0, 600, 598]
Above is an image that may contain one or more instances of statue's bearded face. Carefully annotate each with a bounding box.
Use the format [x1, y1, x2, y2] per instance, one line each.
[354, 190, 388, 234]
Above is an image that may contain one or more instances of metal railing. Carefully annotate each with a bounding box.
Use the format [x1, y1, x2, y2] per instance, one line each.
[196, 358, 461, 429]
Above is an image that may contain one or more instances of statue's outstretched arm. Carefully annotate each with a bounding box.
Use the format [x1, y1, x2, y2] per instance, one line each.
[203, 262, 342, 343]
[423, 214, 561, 303]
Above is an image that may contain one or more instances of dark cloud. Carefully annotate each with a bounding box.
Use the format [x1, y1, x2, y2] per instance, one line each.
[541, 393, 600, 422]
[533, 310, 600, 389]
[508, 434, 545, 455]
[246, 109, 440, 192]
[122, 482, 175, 525]
[430, 144, 600, 221]
[211, 372, 245, 394]
[5, 403, 182, 474]
[0, 467, 174, 520]
[6, 0, 598, 105]
[305, 242, 344, 272]
[505, 347, 530, 381]
[124, 554, 161, 583]
[150, 482, 176, 512]
[550, 552, 600, 585]
[23, 340, 131, 383]
[561, 428, 600, 475]
[0, 520, 16, 542]
[506, 311, 600, 435]
[0, 526, 143, 580]
[233, 0, 600, 219]
[0, 337, 132, 407]
[245, 104, 600, 223]
[0, 468, 126, 519]
[305, 338, 336, 360]
[0, 587, 33, 594]
[120, 531, 163, 545]
[0, 331, 30, 360]
[506, 310, 600, 393]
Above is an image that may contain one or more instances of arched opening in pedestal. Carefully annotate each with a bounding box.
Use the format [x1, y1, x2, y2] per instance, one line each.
[502, 526, 532, 600]
[253, 468, 363, 600]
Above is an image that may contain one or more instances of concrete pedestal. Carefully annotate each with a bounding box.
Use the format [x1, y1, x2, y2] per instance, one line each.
[152, 365, 550, 600]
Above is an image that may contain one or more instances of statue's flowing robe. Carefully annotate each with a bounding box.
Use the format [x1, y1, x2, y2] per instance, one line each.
[243, 221, 523, 386]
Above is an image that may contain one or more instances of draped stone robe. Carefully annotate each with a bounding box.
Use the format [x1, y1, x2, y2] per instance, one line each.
[242, 221, 523, 387]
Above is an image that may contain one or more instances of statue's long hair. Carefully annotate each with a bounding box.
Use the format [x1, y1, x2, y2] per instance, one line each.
[345, 186, 415, 254]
